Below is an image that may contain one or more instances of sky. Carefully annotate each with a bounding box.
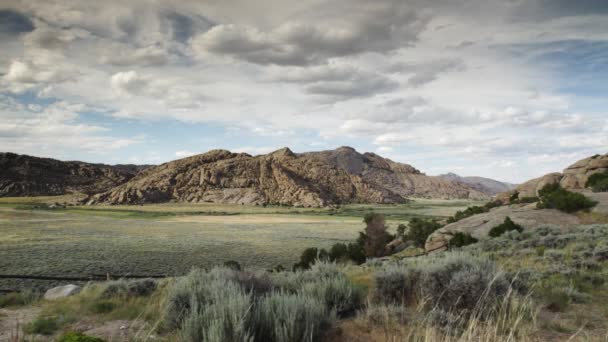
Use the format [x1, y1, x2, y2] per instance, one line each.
[0, 0, 607, 183]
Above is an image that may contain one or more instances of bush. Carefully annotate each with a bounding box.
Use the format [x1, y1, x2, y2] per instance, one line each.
[100, 278, 157, 298]
[0, 290, 38, 308]
[536, 183, 597, 213]
[179, 279, 253, 342]
[447, 202, 499, 223]
[329, 243, 348, 262]
[373, 269, 419, 305]
[406, 218, 442, 247]
[301, 275, 363, 316]
[224, 260, 242, 271]
[24, 316, 59, 335]
[419, 254, 509, 314]
[293, 247, 329, 270]
[591, 178, 608, 192]
[254, 292, 330, 342]
[57, 332, 105, 342]
[585, 171, 608, 190]
[89, 300, 116, 314]
[449, 232, 478, 248]
[489, 217, 524, 237]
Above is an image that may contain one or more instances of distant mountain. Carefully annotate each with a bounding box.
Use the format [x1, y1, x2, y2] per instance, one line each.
[0, 152, 150, 197]
[86, 146, 489, 207]
[438, 173, 517, 196]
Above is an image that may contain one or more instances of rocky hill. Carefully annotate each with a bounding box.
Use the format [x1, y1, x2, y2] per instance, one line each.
[438, 173, 516, 196]
[427, 152, 608, 252]
[499, 153, 608, 201]
[0, 152, 147, 197]
[86, 147, 489, 206]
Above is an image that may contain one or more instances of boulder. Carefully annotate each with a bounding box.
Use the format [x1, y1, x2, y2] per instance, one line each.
[560, 154, 608, 189]
[516, 172, 563, 198]
[44, 284, 81, 300]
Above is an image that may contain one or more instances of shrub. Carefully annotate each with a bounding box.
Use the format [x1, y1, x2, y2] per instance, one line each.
[100, 278, 157, 298]
[57, 332, 105, 342]
[591, 178, 608, 192]
[179, 279, 253, 342]
[293, 247, 330, 270]
[24, 316, 59, 335]
[0, 290, 39, 308]
[489, 217, 524, 237]
[373, 269, 419, 305]
[301, 275, 363, 316]
[419, 254, 509, 314]
[328, 243, 348, 262]
[586, 171, 608, 189]
[509, 191, 520, 203]
[224, 260, 242, 271]
[346, 242, 366, 265]
[449, 232, 478, 248]
[406, 218, 442, 247]
[89, 300, 116, 314]
[397, 224, 407, 238]
[536, 183, 597, 213]
[254, 292, 330, 342]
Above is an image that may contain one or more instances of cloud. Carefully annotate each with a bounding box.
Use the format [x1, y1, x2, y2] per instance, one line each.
[110, 71, 150, 97]
[100, 45, 170, 66]
[0, 100, 142, 155]
[175, 150, 199, 158]
[2, 60, 76, 93]
[272, 64, 398, 100]
[0, 9, 34, 34]
[388, 59, 466, 87]
[192, 2, 428, 65]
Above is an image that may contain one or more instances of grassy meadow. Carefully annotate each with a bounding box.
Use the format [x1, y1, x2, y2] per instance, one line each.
[0, 195, 481, 291]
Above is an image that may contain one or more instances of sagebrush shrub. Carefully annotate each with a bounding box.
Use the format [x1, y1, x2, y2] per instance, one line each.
[300, 275, 363, 316]
[254, 291, 330, 342]
[373, 269, 420, 305]
[179, 279, 253, 342]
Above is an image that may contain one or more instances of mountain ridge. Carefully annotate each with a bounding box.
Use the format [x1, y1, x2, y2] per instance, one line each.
[438, 172, 517, 196]
[85, 146, 489, 206]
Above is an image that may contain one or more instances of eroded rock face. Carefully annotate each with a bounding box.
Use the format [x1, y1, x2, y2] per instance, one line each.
[424, 204, 581, 252]
[498, 153, 608, 202]
[560, 154, 608, 189]
[0, 153, 147, 197]
[88, 147, 490, 206]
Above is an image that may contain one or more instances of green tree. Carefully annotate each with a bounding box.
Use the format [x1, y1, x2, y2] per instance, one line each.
[363, 213, 391, 257]
[406, 218, 442, 247]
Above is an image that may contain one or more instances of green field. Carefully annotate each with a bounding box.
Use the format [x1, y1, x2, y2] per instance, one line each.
[0, 196, 481, 290]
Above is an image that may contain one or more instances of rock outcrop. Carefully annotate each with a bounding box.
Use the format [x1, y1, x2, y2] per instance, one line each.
[0, 153, 148, 197]
[425, 204, 581, 252]
[87, 147, 489, 206]
[498, 153, 608, 202]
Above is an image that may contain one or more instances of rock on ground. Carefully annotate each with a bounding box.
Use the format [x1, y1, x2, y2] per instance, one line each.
[43, 284, 81, 300]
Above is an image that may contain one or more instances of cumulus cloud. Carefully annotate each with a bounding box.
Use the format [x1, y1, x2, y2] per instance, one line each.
[1, 0, 607, 181]
[271, 64, 398, 100]
[192, 1, 428, 66]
